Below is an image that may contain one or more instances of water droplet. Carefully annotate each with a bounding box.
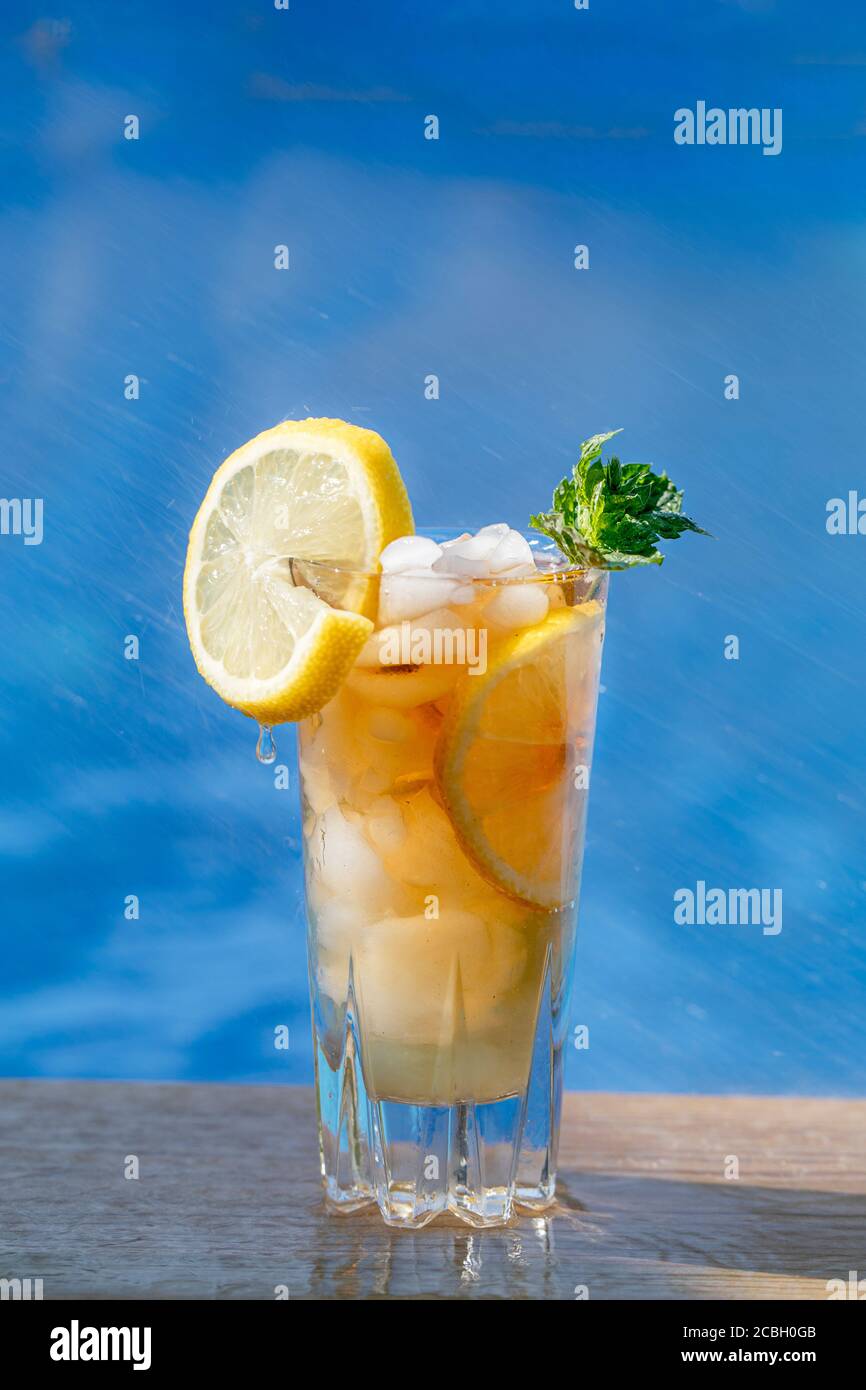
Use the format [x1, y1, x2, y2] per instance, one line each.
[256, 723, 277, 764]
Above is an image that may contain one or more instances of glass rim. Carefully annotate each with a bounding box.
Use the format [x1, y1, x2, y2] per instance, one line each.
[287, 526, 606, 587]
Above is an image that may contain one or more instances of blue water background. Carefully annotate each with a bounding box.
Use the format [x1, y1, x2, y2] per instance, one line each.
[1, 0, 864, 1093]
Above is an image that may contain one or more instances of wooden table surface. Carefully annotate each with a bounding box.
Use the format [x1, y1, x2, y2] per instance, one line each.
[2, 1080, 863, 1301]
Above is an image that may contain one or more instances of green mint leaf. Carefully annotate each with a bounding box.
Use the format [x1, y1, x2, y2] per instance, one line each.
[529, 430, 710, 569]
[551, 475, 577, 527]
[578, 429, 623, 470]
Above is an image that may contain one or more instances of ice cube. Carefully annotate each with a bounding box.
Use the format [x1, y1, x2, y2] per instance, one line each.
[487, 528, 535, 574]
[404, 606, 470, 640]
[491, 562, 536, 578]
[316, 896, 365, 949]
[485, 583, 550, 630]
[314, 897, 365, 1002]
[379, 535, 443, 572]
[475, 522, 510, 540]
[355, 607, 464, 668]
[366, 795, 408, 856]
[383, 788, 490, 895]
[299, 759, 336, 815]
[353, 909, 529, 1041]
[379, 571, 459, 624]
[449, 583, 478, 605]
[311, 805, 396, 911]
[364, 707, 416, 743]
[439, 532, 472, 549]
[546, 583, 567, 610]
[340, 695, 437, 800]
[432, 533, 500, 576]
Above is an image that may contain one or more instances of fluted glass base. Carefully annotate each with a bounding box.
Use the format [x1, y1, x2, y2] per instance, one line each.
[313, 985, 563, 1229]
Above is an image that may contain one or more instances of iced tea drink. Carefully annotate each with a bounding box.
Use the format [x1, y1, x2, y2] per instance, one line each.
[182, 419, 703, 1231]
[296, 529, 606, 1228]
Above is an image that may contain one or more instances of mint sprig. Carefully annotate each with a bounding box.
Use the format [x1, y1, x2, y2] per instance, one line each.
[530, 429, 710, 569]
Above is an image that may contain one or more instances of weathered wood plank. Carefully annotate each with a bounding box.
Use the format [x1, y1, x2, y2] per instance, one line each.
[1, 1081, 863, 1300]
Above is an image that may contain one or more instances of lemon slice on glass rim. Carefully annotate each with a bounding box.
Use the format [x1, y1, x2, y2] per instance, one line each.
[183, 418, 413, 725]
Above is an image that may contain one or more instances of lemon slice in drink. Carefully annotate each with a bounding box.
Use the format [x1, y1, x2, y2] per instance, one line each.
[434, 604, 603, 908]
[183, 418, 413, 724]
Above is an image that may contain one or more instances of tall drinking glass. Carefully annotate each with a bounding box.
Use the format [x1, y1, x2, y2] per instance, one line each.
[295, 533, 607, 1227]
